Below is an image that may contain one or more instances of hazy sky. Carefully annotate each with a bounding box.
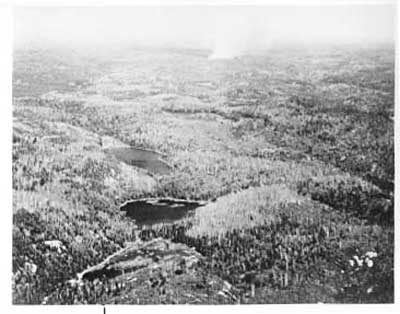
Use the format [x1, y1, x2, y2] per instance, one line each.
[14, 5, 396, 56]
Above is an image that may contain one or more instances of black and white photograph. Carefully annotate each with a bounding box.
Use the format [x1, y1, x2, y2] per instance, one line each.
[4, 0, 397, 308]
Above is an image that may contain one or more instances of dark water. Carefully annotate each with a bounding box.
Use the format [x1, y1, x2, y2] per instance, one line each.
[106, 147, 171, 175]
[120, 198, 204, 226]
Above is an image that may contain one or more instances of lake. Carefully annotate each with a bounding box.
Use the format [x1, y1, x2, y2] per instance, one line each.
[120, 198, 205, 226]
[106, 147, 171, 175]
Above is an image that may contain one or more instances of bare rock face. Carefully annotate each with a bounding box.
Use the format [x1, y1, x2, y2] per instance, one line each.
[78, 238, 203, 282]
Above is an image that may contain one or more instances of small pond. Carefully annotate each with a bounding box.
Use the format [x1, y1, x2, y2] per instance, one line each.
[106, 147, 171, 175]
[120, 198, 206, 226]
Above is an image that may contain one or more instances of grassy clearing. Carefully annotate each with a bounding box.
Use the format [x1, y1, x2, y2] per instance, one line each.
[187, 185, 304, 236]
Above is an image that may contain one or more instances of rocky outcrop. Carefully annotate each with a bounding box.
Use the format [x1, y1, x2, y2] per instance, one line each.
[59, 238, 239, 304]
[77, 238, 203, 282]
